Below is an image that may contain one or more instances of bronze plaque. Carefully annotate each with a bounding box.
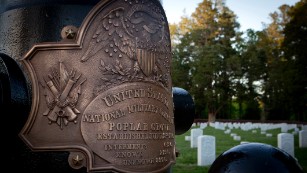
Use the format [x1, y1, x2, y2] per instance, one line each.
[19, 0, 175, 172]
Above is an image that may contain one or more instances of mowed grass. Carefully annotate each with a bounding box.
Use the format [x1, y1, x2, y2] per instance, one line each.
[172, 125, 307, 173]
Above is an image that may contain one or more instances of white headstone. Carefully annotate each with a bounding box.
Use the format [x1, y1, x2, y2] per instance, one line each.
[230, 133, 237, 137]
[200, 123, 207, 129]
[191, 129, 203, 148]
[233, 135, 241, 141]
[233, 123, 240, 129]
[185, 136, 191, 141]
[281, 123, 288, 133]
[266, 133, 272, 137]
[215, 122, 225, 130]
[224, 129, 231, 134]
[294, 128, 300, 132]
[278, 133, 294, 157]
[197, 135, 216, 166]
[227, 123, 233, 129]
[299, 130, 307, 148]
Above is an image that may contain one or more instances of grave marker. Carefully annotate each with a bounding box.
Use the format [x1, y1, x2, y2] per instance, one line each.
[299, 130, 307, 148]
[197, 135, 216, 166]
[278, 133, 294, 157]
[191, 128, 203, 148]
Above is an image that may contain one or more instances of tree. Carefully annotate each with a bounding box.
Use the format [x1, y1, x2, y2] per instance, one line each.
[170, 17, 194, 90]
[170, 0, 306, 122]
[282, 0, 307, 121]
[242, 4, 293, 121]
[235, 29, 265, 120]
[188, 0, 240, 121]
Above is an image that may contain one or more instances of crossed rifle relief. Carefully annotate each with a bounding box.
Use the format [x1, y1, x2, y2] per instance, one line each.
[42, 62, 86, 129]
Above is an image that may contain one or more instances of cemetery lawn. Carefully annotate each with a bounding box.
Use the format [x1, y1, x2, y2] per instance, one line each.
[172, 125, 307, 173]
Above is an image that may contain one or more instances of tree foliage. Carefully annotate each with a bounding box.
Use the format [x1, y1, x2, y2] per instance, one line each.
[170, 0, 307, 121]
[281, 0, 307, 121]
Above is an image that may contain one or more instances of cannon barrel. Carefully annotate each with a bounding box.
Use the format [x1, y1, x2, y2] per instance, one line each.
[208, 142, 304, 173]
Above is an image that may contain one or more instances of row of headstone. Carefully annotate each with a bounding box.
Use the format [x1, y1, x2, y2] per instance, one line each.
[188, 125, 307, 167]
[189, 123, 307, 166]
[197, 125, 306, 146]
[196, 122, 307, 147]
[195, 122, 306, 133]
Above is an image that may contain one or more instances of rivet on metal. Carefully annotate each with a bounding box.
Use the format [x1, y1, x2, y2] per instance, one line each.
[72, 154, 83, 166]
[61, 25, 78, 40]
[68, 152, 85, 169]
[65, 29, 76, 39]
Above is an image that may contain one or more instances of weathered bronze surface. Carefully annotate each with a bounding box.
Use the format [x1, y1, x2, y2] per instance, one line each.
[19, 0, 175, 172]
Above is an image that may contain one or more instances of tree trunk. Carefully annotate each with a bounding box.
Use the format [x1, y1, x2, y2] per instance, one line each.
[208, 112, 216, 123]
[260, 102, 267, 121]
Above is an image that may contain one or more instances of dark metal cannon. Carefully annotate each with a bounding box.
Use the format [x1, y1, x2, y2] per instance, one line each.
[0, 0, 195, 172]
[172, 87, 195, 135]
[208, 142, 304, 173]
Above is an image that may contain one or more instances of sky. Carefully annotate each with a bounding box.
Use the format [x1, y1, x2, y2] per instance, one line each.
[162, 0, 300, 31]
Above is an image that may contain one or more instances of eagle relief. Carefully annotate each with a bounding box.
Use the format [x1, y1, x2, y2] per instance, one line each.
[81, 0, 172, 94]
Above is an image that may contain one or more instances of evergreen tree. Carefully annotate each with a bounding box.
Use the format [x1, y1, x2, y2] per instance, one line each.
[170, 0, 306, 122]
[282, 0, 307, 121]
[189, 0, 240, 121]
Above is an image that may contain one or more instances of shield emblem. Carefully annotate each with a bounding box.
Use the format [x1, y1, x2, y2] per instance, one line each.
[137, 48, 156, 76]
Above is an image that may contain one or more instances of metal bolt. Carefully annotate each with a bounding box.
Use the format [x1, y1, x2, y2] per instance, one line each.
[61, 25, 78, 40]
[72, 154, 83, 166]
[65, 29, 76, 39]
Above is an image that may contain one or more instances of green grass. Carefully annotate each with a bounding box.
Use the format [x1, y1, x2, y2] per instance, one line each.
[172, 126, 307, 173]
